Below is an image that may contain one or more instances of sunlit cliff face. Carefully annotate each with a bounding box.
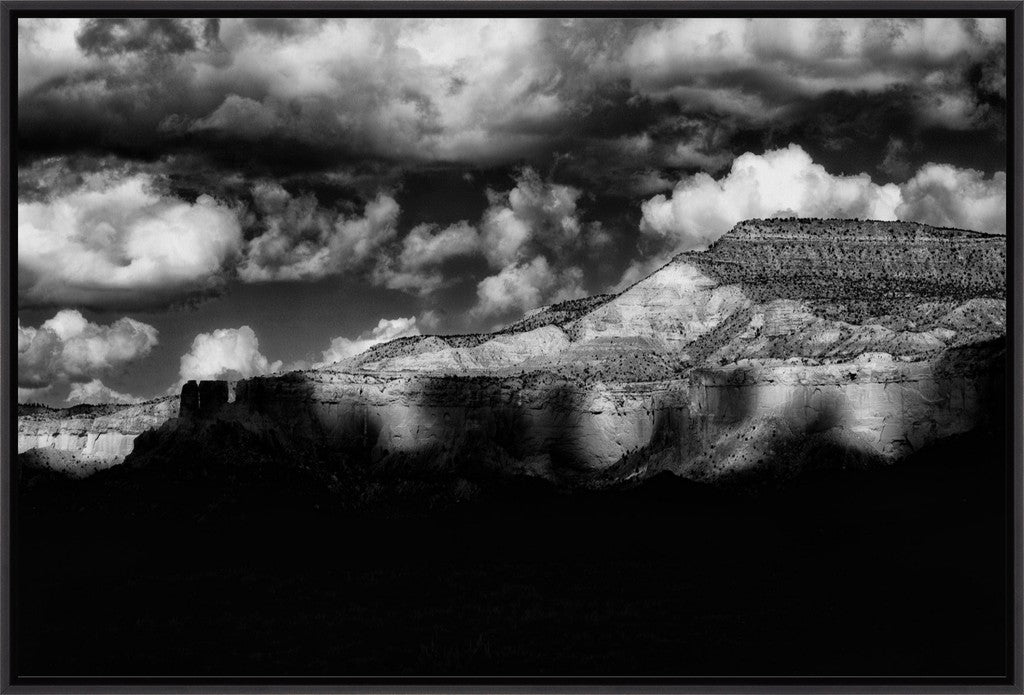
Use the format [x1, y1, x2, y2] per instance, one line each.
[18, 219, 1006, 484]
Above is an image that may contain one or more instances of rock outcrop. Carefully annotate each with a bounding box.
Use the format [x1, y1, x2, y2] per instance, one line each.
[17, 397, 179, 476]
[19, 218, 1007, 485]
[158, 219, 1006, 485]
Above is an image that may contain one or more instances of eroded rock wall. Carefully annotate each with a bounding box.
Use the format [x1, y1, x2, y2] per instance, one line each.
[17, 398, 180, 476]
[21, 219, 1005, 485]
[218, 340, 1002, 484]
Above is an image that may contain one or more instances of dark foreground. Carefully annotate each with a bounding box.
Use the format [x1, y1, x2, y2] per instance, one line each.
[12, 433, 1012, 681]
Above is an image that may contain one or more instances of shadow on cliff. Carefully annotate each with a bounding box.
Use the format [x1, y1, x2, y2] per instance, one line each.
[56, 370, 586, 517]
[25, 334, 1009, 518]
[14, 409, 1009, 678]
[539, 381, 591, 478]
[933, 336, 1007, 427]
[366, 373, 594, 489]
[13, 358, 1010, 678]
[55, 373, 405, 517]
[376, 374, 536, 481]
[598, 381, 956, 493]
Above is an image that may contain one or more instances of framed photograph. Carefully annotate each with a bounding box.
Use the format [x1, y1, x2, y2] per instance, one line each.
[2, 1, 1021, 690]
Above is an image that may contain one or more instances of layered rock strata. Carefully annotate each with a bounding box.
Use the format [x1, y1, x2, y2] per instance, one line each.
[18, 218, 1007, 483]
[168, 219, 1006, 484]
[17, 397, 179, 476]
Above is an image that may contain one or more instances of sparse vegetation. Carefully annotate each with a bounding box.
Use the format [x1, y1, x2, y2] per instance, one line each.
[685, 218, 1005, 305]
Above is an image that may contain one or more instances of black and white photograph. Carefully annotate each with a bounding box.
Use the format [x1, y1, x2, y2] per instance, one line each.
[2, 4, 1021, 687]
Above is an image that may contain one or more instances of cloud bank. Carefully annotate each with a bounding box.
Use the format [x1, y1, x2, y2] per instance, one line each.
[639, 144, 1006, 252]
[896, 164, 1007, 235]
[18, 170, 242, 309]
[18, 310, 159, 396]
[18, 18, 1005, 194]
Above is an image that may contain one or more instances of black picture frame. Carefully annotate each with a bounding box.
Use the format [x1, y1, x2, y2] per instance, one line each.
[1, 2, 1021, 691]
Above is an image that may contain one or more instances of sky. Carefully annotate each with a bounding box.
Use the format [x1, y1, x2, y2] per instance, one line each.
[15, 16, 1009, 406]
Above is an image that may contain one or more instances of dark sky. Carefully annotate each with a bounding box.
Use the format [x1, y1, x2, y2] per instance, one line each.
[16, 16, 1008, 405]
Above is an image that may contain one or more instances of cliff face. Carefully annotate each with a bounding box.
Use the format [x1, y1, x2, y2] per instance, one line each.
[211, 339, 1000, 485]
[21, 219, 1007, 484]
[148, 218, 1005, 485]
[18, 397, 179, 477]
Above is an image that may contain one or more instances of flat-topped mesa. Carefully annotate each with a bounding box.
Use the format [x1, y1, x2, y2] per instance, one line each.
[683, 218, 1005, 304]
[22, 218, 1007, 484]
[569, 218, 1004, 349]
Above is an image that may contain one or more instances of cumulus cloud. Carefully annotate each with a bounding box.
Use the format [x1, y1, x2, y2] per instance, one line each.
[18, 310, 159, 390]
[373, 221, 480, 295]
[319, 317, 420, 365]
[18, 169, 242, 310]
[238, 183, 401, 282]
[452, 169, 598, 322]
[66, 379, 142, 405]
[640, 144, 901, 249]
[472, 257, 585, 321]
[638, 144, 1005, 252]
[179, 326, 283, 381]
[481, 168, 583, 267]
[897, 164, 1007, 235]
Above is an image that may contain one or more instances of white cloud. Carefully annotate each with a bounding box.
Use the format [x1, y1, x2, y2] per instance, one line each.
[637, 144, 1005, 253]
[639, 144, 902, 250]
[459, 169, 597, 322]
[319, 317, 420, 365]
[481, 168, 583, 267]
[185, 18, 582, 164]
[179, 326, 283, 381]
[18, 309, 159, 389]
[66, 379, 142, 405]
[897, 164, 1007, 235]
[238, 186, 401, 281]
[374, 221, 480, 294]
[400, 221, 479, 266]
[18, 170, 243, 309]
[480, 206, 532, 268]
[471, 256, 584, 321]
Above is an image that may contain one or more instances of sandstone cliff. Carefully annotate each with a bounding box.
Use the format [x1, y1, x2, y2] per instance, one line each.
[21, 218, 1007, 485]
[18, 397, 180, 477]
